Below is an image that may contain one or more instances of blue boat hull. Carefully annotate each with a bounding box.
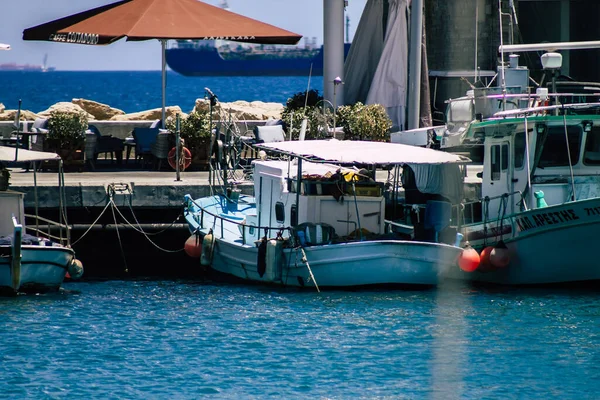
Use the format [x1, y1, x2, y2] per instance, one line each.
[166, 44, 351, 77]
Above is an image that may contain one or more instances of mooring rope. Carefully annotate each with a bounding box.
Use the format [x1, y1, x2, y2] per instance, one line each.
[71, 200, 112, 246]
[111, 196, 129, 273]
[299, 247, 320, 293]
[109, 199, 184, 253]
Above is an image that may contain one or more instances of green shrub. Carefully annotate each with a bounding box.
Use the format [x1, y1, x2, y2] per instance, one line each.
[166, 110, 211, 149]
[337, 102, 392, 142]
[47, 110, 88, 149]
[282, 90, 331, 140]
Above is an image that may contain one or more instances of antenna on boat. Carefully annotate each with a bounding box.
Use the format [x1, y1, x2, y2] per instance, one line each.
[299, 63, 313, 141]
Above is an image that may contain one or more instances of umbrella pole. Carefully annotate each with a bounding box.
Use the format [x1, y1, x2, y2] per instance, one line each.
[161, 39, 167, 129]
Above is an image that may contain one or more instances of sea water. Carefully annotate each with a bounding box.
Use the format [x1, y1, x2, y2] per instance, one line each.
[1, 280, 600, 399]
[0, 71, 322, 114]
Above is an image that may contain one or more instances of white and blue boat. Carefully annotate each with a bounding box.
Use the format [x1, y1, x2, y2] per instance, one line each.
[184, 139, 470, 290]
[0, 147, 83, 295]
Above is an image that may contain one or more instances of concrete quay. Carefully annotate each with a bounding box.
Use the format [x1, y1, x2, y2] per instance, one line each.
[8, 168, 253, 209]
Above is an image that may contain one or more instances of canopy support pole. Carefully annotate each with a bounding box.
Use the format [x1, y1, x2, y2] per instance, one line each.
[161, 39, 167, 129]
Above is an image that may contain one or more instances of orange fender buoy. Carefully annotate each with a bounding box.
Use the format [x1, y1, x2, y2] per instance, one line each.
[168, 146, 192, 171]
[184, 234, 202, 258]
[458, 244, 480, 272]
[490, 240, 510, 268]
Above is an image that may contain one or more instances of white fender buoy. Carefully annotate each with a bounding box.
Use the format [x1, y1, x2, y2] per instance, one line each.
[200, 231, 215, 266]
[68, 259, 84, 280]
[264, 238, 284, 281]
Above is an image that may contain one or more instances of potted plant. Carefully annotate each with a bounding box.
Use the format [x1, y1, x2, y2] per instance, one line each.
[166, 110, 212, 169]
[46, 110, 89, 167]
[336, 102, 392, 142]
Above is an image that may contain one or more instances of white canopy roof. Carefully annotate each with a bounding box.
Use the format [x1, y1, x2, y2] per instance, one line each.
[0, 147, 60, 163]
[258, 140, 470, 165]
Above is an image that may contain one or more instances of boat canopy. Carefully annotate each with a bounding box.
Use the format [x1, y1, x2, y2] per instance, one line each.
[0, 147, 60, 163]
[257, 139, 470, 165]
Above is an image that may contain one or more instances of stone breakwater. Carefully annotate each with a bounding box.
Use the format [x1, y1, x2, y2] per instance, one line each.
[0, 97, 285, 122]
[0, 98, 284, 139]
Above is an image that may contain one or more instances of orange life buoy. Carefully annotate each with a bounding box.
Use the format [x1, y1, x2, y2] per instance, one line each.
[168, 146, 192, 171]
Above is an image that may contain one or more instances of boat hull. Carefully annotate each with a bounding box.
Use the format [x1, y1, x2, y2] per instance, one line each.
[457, 198, 600, 285]
[0, 245, 74, 295]
[209, 238, 462, 288]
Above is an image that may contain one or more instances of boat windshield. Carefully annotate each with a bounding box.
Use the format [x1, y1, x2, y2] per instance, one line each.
[538, 125, 582, 168]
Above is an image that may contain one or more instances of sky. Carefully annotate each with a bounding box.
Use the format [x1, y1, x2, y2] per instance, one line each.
[0, 0, 367, 71]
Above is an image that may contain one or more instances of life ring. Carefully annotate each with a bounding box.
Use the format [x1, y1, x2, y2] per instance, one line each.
[168, 146, 192, 171]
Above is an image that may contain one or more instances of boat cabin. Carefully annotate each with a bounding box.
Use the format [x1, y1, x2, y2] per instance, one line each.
[250, 160, 385, 244]
[478, 111, 600, 219]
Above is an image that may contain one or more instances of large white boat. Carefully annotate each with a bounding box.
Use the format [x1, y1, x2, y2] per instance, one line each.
[184, 140, 470, 290]
[0, 146, 83, 295]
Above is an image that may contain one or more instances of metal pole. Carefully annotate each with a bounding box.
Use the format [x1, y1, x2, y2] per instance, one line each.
[408, 0, 424, 129]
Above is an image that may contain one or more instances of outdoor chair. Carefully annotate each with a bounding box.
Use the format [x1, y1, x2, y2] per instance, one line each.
[132, 127, 159, 168]
[28, 118, 49, 152]
[85, 124, 125, 170]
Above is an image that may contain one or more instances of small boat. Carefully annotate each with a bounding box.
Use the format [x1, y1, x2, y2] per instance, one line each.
[440, 43, 600, 285]
[184, 139, 470, 290]
[0, 146, 83, 295]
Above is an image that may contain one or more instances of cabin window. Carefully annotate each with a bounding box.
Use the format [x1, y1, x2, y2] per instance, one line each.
[501, 143, 509, 171]
[538, 126, 582, 168]
[583, 127, 600, 165]
[275, 202, 285, 223]
[514, 131, 526, 169]
[490, 144, 501, 180]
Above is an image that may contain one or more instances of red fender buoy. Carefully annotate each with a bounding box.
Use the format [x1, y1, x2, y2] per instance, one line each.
[184, 234, 202, 258]
[477, 246, 495, 272]
[168, 146, 192, 171]
[490, 240, 510, 268]
[458, 244, 480, 272]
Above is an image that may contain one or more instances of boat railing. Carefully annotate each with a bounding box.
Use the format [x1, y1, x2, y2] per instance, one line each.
[185, 195, 290, 244]
[24, 213, 71, 247]
[459, 190, 528, 226]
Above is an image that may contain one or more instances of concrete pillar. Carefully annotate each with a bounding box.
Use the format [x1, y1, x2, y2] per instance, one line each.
[323, 0, 345, 107]
[560, 0, 570, 76]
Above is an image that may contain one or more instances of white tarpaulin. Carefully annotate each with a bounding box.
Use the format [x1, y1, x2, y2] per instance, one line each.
[408, 163, 464, 204]
[0, 147, 60, 163]
[343, 0, 385, 105]
[365, 0, 408, 131]
[258, 139, 469, 165]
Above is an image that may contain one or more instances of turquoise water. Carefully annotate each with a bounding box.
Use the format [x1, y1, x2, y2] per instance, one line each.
[2, 280, 599, 399]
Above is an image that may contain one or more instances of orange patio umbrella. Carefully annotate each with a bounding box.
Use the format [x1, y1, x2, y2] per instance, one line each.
[23, 0, 302, 126]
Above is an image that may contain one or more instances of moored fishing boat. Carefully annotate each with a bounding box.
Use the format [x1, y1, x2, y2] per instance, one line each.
[439, 39, 600, 285]
[183, 139, 471, 290]
[0, 146, 83, 295]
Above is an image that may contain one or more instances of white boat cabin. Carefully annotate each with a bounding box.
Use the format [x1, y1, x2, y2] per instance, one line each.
[479, 113, 600, 219]
[248, 160, 385, 245]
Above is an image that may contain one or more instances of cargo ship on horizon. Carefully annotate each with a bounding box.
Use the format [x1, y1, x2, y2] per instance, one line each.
[0, 54, 55, 72]
[165, 39, 351, 77]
